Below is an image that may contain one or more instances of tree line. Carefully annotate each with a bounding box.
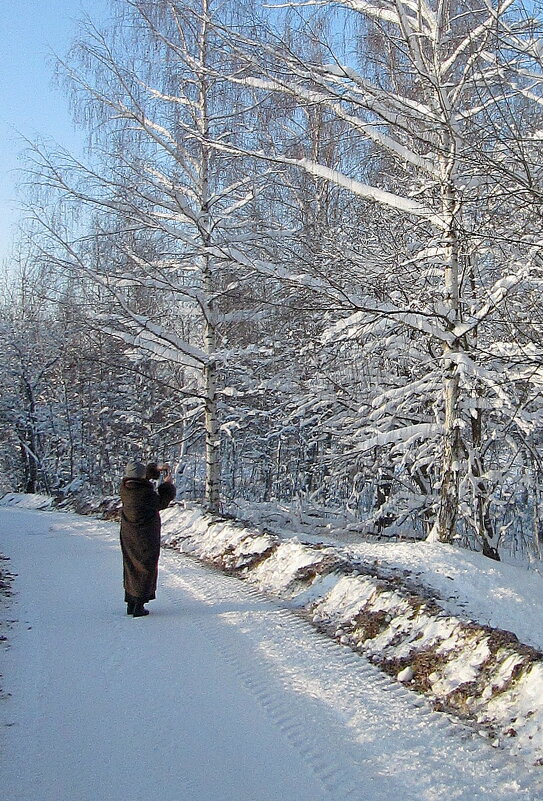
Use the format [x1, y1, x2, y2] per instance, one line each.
[3, 0, 543, 560]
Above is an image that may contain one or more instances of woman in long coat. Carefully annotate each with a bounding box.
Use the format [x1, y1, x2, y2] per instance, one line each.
[120, 461, 176, 617]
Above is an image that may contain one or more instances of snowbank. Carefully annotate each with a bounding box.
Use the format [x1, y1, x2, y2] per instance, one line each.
[0, 493, 54, 510]
[161, 505, 543, 765]
[345, 540, 543, 651]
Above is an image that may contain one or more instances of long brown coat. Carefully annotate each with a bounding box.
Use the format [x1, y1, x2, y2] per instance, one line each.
[119, 477, 176, 603]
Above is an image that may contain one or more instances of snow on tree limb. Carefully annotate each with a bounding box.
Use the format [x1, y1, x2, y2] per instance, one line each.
[294, 158, 444, 225]
[223, 73, 441, 179]
[347, 423, 442, 456]
[265, 0, 403, 27]
[452, 272, 529, 340]
[207, 136, 444, 226]
[324, 308, 455, 345]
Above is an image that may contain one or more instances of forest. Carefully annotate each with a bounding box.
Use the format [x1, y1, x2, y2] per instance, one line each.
[2, 0, 543, 562]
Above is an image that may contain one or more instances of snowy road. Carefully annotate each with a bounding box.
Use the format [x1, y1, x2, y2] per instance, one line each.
[1, 508, 542, 801]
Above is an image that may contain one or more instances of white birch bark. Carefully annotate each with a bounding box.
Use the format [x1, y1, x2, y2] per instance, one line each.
[197, 0, 221, 513]
[428, 172, 463, 544]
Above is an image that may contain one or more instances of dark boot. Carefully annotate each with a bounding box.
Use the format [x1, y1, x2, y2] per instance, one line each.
[132, 602, 149, 617]
[127, 600, 135, 615]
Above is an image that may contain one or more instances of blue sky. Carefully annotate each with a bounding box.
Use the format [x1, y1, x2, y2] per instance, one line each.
[0, 0, 111, 264]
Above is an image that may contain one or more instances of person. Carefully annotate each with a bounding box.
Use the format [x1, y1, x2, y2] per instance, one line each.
[119, 461, 176, 617]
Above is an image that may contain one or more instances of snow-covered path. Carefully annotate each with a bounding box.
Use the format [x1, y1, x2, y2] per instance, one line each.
[1, 508, 542, 801]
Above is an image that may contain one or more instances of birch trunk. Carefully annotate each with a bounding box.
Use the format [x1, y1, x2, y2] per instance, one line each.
[22, 375, 40, 493]
[202, 244, 220, 511]
[426, 2, 466, 543]
[470, 404, 500, 560]
[428, 174, 463, 543]
[198, 0, 221, 513]
[203, 349, 220, 512]
[467, 257, 500, 559]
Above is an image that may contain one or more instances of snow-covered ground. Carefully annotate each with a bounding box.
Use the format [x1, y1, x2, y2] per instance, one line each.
[2, 505, 543, 800]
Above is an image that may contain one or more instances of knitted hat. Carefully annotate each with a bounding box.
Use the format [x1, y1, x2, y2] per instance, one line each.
[124, 461, 147, 479]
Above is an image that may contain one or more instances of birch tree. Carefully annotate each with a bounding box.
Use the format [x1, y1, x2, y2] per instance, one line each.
[209, 0, 543, 555]
[31, 0, 266, 511]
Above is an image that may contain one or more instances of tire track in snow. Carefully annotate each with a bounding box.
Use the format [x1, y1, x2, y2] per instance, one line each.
[160, 550, 543, 801]
[161, 560, 366, 801]
[3, 512, 329, 801]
